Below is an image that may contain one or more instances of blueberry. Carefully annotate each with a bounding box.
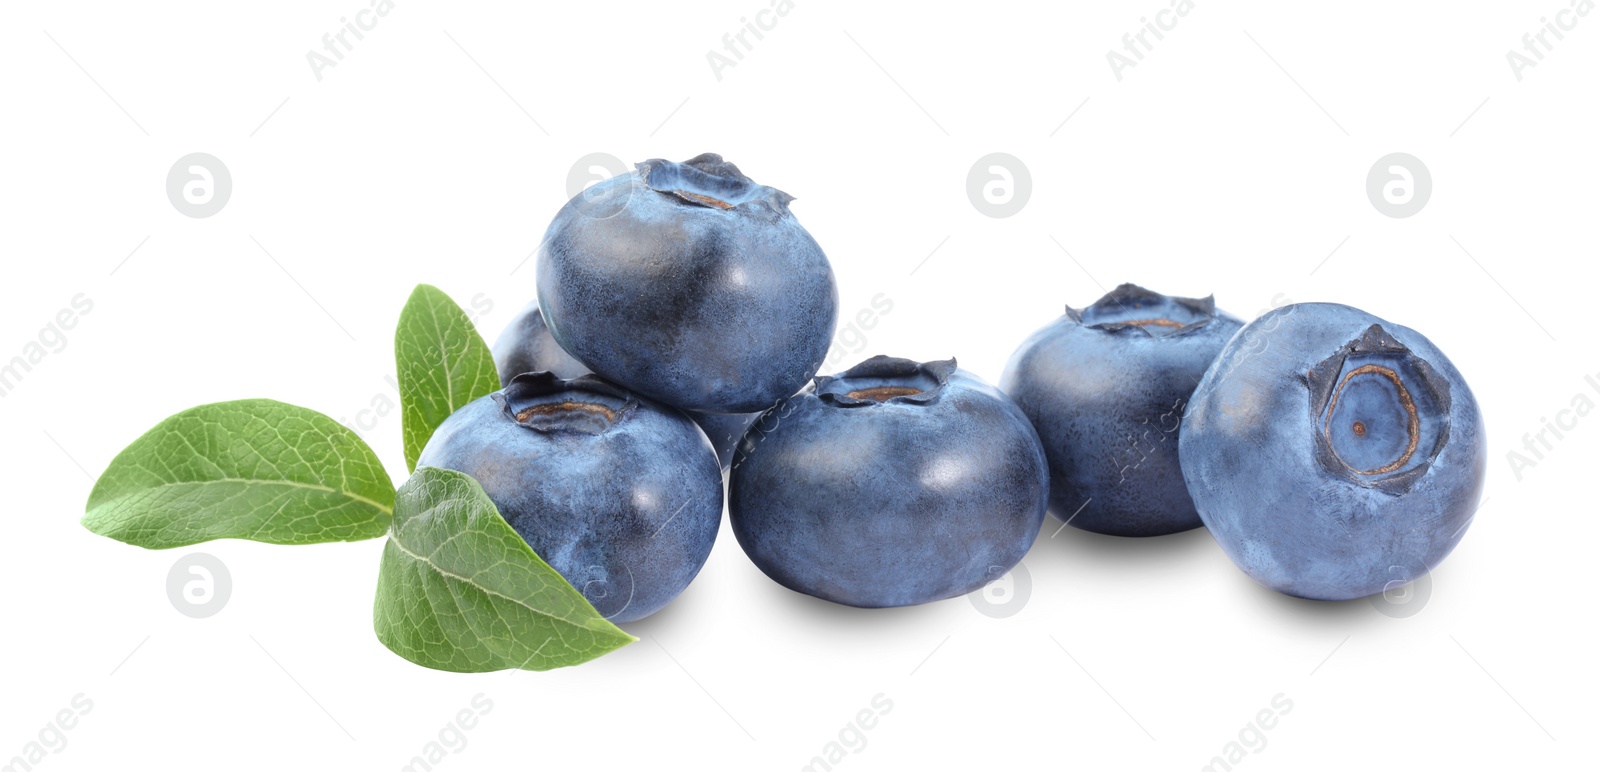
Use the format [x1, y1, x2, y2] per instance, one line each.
[491, 300, 591, 382]
[1001, 284, 1244, 537]
[537, 153, 839, 414]
[490, 300, 759, 471]
[1179, 303, 1486, 600]
[729, 356, 1049, 608]
[416, 372, 723, 622]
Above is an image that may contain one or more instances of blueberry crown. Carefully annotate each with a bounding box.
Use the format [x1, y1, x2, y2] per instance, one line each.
[1067, 283, 1218, 338]
[636, 153, 796, 212]
[814, 355, 957, 407]
[493, 371, 639, 434]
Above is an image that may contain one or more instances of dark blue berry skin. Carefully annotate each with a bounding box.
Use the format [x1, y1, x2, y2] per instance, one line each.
[690, 410, 762, 472]
[490, 301, 758, 471]
[416, 373, 723, 623]
[491, 300, 591, 382]
[1001, 284, 1244, 537]
[1179, 303, 1486, 600]
[729, 356, 1049, 608]
[536, 153, 839, 414]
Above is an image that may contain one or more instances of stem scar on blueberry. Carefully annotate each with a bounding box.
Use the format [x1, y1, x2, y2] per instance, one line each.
[1306, 323, 1450, 492]
[515, 402, 619, 422]
[846, 386, 923, 401]
[673, 191, 734, 209]
[1322, 364, 1421, 475]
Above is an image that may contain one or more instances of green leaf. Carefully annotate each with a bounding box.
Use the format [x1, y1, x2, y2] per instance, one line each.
[395, 284, 500, 473]
[83, 400, 395, 549]
[374, 467, 635, 672]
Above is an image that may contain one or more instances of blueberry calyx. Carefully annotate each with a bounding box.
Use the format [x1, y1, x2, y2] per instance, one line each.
[636, 153, 797, 213]
[1067, 283, 1219, 338]
[1305, 324, 1452, 493]
[492, 371, 639, 435]
[815, 356, 957, 407]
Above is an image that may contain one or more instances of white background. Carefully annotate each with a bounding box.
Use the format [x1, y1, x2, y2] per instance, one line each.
[2, 1, 1595, 769]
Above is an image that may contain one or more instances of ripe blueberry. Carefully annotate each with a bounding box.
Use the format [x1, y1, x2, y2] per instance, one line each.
[1179, 303, 1486, 600]
[417, 372, 723, 622]
[536, 153, 839, 414]
[1001, 284, 1244, 536]
[729, 356, 1048, 608]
